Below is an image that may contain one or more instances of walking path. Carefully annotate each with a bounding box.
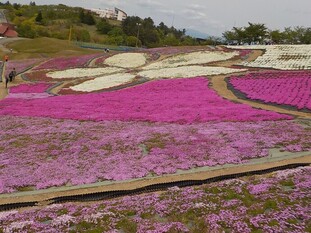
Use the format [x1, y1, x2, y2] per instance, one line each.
[0, 151, 310, 205]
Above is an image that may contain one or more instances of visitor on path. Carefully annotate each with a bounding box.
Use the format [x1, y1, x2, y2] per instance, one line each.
[9, 70, 14, 82]
[12, 68, 16, 80]
[4, 55, 8, 62]
[5, 75, 9, 88]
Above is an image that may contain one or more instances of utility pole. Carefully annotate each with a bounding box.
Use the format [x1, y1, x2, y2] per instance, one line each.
[136, 23, 141, 47]
[68, 26, 73, 42]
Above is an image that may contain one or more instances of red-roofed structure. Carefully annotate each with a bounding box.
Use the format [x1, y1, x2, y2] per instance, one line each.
[0, 23, 18, 37]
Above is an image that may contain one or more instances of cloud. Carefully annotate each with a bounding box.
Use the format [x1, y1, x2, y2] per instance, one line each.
[181, 9, 207, 21]
[136, 0, 164, 8]
[188, 4, 207, 10]
[158, 8, 175, 15]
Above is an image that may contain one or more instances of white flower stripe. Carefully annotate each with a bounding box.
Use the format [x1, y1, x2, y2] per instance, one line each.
[143, 51, 239, 70]
[47, 67, 124, 79]
[226, 45, 311, 70]
[70, 73, 136, 92]
[104, 53, 147, 68]
[138, 66, 246, 79]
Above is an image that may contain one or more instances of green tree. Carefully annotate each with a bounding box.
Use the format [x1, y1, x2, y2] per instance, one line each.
[244, 22, 268, 44]
[83, 11, 95, 25]
[269, 30, 284, 44]
[72, 28, 91, 42]
[233, 27, 246, 44]
[301, 28, 311, 44]
[223, 30, 238, 44]
[163, 33, 179, 46]
[17, 21, 37, 38]
[125, 36, 139, 47]
[35, 11, 43, 23]
[96, 19, 112, 34]
[122, 16, 142, 36]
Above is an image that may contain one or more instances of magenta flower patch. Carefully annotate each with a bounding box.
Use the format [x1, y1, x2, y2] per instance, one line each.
[10, 83, 52, 94]
[230, 71, 311, 110]
[33, 54, 101, 71]
[0, 78, 291, 123]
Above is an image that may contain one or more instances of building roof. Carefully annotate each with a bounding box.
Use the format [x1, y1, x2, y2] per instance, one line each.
[4, 29, 18, 37]
[0, 23, 18, 37]
[0, 25, 8, 34]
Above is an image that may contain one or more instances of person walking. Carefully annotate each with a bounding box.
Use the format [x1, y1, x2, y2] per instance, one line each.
[5, 75, 9, 88]
[9, 70, 14, 82]
[12, 68, 16, 81]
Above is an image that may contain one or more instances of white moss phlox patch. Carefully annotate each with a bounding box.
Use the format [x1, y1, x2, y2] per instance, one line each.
[104, 53, 147, 68]
[138, 66, 246, 79]
[47, 67, 124, 79]
[143, 51, 239, 70]
[227, 45, 311, 70]
[70, 73, 136, 92]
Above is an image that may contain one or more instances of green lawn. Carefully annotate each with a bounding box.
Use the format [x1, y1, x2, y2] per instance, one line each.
[5, 37, 102, 60]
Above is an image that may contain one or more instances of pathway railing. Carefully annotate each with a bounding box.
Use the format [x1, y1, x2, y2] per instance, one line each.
[74, 41, 141, 52]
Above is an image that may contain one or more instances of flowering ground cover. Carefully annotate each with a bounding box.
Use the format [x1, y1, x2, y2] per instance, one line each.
[0, 78, 291, 122]
[142, 51, 239, 70]
[10, 83, 52, 94]
[33, 54, 101, 71]
[6, 83, 53, 100]
[0, 166, 310, 232]
[138, 66, 246, 79]
[93, 53, 112, 66]
[238, 49, 252, 59]
[69, 73, 136, 92]
[4, 58, 44, 77]
[103, 52, 148, 68]
[0, 114, 309, 193]
[229, 71, 311, 110]
[46, 67, 124, 79]
[21, 48, 246, 93]
[227, 45, 311, 70]
[22, 70, 53, 82]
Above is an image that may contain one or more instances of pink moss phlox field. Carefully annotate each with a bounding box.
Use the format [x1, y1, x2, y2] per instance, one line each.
[0, 116, 310, 193]
[230, 71, 311, 110]
[4, 58, 44, 76]
[0, 78, 292, 123]
[0, 167, 310, 232]
[33, 54, 101, 70]
[10, 83, 52, 93]
[238, 49, 252, 58]
[93, 53, 113, 66]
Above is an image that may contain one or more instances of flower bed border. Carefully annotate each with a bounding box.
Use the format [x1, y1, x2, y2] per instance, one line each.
[225, 77, 311, 113]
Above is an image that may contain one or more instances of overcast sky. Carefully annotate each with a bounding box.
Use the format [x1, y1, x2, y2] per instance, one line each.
[8, 0, 311, 36]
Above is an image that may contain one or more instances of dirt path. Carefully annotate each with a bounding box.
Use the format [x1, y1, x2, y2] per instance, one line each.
[212, 49, 263, 67]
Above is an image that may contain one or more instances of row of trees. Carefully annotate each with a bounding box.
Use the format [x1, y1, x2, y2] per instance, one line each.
[2, 2, 201, 47]
[223, 22, 311, 44]
[2, 2, 310, 46]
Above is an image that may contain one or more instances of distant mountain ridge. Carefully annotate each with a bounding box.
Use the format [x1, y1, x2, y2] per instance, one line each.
[185, 29, 210, 39]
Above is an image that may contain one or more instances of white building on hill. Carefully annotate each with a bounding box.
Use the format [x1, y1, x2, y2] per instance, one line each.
[88, 7, 127, 21]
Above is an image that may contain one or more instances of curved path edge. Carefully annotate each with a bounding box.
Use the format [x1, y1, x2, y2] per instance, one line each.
[210, 75, 311, 118]
[0, 153, 310, 206]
